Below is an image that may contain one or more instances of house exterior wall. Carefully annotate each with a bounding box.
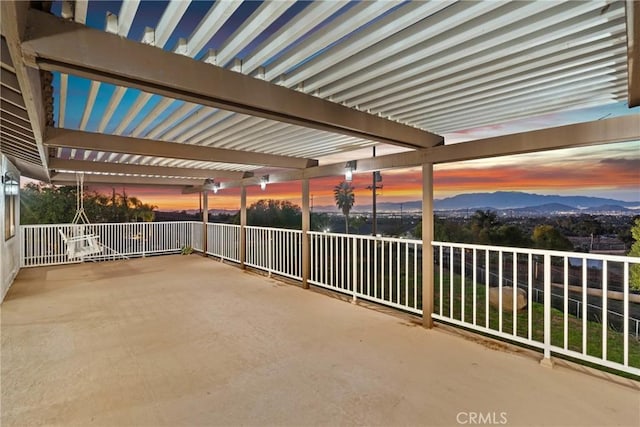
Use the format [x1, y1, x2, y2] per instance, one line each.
[1, 155, 21, 302]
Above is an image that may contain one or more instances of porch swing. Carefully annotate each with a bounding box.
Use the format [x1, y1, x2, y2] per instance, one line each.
[58, 173, 103, 260]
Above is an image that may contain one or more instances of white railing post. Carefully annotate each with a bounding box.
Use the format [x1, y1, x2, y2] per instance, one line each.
[541, 253, 553, 368]
[142, 222, 146, 258]
[301, 178, 310, 288]
[268, 228, 273, 277]
[240, 186, 247, 269]
[19, 226, 25, 267]
[352, 236, 357, 303]
[623, 261, 629, 367]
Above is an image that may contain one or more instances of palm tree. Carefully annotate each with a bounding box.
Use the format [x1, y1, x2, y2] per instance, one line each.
[333, 181, 355, 234]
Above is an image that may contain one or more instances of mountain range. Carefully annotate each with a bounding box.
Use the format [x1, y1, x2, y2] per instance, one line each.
[314, 191, 639, 213]
[165, 191, 639, 214]
[432, 191, 638, 210]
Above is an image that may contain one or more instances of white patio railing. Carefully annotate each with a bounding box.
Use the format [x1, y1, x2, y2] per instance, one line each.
[309, 232, 422, 315]
[432, 241, 640, 377]
[19, 222, 640, 376]
[206, 223, 241, 262]
[21, 222, 199, 267]
[245, 226, 302, 280]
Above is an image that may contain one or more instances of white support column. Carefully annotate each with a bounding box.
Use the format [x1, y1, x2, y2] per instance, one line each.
[541, 253, 554, 368]
[302, 179, 310, 289]
[240, 185, 247, 269]
[202, 191, 208, 257]
[422, 163, 434, 328]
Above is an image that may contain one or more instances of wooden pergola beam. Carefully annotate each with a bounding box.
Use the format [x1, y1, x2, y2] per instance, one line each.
[213, 115, 640, 190]
[51, 172, 205, 187]
[45, 127, 317, 169]
[48, 158, 251, 180]
[22, 9, 443, 150]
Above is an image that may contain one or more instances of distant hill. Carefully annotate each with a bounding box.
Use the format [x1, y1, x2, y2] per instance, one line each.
[433, 191, 638, 210]
[312, 191, 638, 213]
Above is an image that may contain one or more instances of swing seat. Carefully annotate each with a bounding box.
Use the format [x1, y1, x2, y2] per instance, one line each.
[59, 229, 102, 260]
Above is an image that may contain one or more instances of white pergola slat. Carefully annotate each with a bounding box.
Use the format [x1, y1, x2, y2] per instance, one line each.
[281, 1, 454, 91]
[145, 102, 199, 139]
[395, 63, 627, 122]
[324, 1, 617, 105]
[116, 0, 243, 143]
[154, 1, 190, 49]
[303, 0, 512, 96]
[164, 108, 226, 142]
[264, 1, 400, 82]
[359, 37, 626, 112]
[215, 1, 292, 68]
[242, 1, 346, 75]
[342, 12, 624, 108]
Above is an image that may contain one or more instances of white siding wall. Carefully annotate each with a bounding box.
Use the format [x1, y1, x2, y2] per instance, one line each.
[1, 155, 21, 302]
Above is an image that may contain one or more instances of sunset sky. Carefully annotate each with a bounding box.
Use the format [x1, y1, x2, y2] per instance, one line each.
[98, 138, 639, 212]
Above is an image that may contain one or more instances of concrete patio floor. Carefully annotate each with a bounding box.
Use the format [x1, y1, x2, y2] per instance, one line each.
[1, 255, 638, 426]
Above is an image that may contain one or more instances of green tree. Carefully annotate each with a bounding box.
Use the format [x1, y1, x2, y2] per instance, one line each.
[470, 210, 500, 244]
[333, 181, 355, 234]
[311, 212, 331, 232]
[238, 199, 302, 229]
[531, 225, 573, 251]
[350, 215, 367, 234]
[414, 217, 472, 242]
[21, 183, 156, 224]
[619, 215, 640, 249]
[20, 183, 76, 224]
[628, 218, 640, 290]
[494, 224, 531, 247]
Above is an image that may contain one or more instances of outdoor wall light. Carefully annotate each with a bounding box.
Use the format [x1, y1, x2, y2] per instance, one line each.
[212, 183, 220, 194]
[260, 175, 269, 191]
[345, 160, 357, 182]
[3, 174, 19, 196]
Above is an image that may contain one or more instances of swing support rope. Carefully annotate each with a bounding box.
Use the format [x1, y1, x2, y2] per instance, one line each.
[71, 172, 91, 225]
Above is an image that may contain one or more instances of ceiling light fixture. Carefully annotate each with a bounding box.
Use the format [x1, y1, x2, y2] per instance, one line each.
[345, 160, 357, 182]
[260, 175, 269, 191]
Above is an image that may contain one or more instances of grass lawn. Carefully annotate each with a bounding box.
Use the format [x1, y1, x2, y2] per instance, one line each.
[433, 272, 640, 377]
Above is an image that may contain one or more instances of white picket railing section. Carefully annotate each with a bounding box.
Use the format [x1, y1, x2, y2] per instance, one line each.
[245, 226, 302, 280]
[309, 232, 422, 315]
[431, 241, 640, 377]
[206, 223, 241, 262]
[18, 222, 640, 376]
[21, 222, 199, 267]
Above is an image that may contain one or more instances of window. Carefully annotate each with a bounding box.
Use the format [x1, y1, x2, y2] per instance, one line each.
[4, 173, 18, 240]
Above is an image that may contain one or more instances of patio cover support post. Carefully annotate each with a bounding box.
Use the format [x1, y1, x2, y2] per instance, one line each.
[240, 185, 247, 269]
[202, 191, 208, 257]
[422, 163, 434, 328]
[301, 179, 310, 289]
